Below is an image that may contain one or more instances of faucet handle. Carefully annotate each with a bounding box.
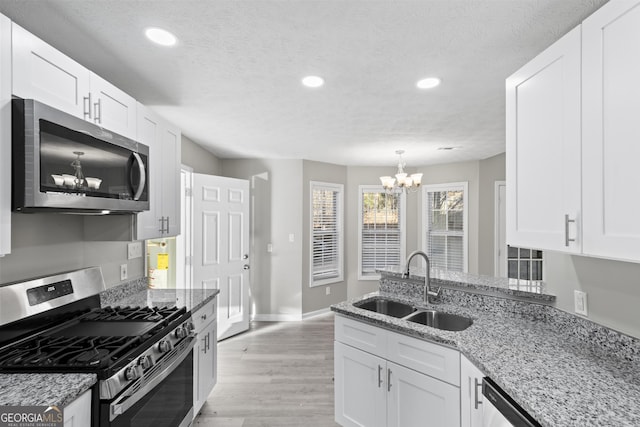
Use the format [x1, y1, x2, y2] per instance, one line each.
[427, 287, 442, 298]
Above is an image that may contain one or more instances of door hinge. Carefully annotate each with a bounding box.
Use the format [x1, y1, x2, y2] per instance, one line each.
[185, 256, 192, 266]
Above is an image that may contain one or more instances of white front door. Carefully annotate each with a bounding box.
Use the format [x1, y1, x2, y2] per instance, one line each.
[192, 174, 250, 341]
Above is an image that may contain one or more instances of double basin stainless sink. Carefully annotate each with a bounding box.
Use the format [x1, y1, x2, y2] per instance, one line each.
[354, 298, 473, 332]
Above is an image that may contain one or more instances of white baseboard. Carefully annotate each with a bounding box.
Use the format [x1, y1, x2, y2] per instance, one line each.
[302, 307, 331, 319]
[251, 308, 332, 322]
[251, 313, 303, 322]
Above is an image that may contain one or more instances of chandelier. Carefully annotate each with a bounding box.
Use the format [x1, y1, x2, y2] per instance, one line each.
[379, 150, 423, 194]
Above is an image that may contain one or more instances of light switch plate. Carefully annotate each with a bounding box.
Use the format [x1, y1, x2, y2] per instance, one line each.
[120, 263, 128, 281]
[574, 290, 588, 316]
[326, 286, 331, 296]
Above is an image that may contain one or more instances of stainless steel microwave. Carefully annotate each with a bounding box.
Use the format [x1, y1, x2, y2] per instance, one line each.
[12, 99, 149, 213]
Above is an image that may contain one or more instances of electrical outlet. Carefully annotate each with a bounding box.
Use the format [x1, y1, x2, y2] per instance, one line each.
[574, 290, 588, 316]
[326, 286, 331, 296]
[120, 263, 128, 281]
[128, 242, 143, 259]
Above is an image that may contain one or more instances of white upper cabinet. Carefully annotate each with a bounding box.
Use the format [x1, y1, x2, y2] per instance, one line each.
[0, 14, 11, 257]
[12, 23, 90, 117]
[89, 72, 137, 139]
[135, 103, 181, 240]
[12, 23, 137, 139]
[506, 25, 582, 253]
[582, 0, 640, 262]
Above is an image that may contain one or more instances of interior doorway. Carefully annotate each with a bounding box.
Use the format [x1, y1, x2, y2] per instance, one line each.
[494, 181, 507, 277]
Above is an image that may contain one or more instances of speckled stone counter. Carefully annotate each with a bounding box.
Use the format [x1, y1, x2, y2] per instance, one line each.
[332, 284, 640, 426]
[379, 267, 556, 302]
[0, 373, 96, 407]
[99, 278, 220, 313]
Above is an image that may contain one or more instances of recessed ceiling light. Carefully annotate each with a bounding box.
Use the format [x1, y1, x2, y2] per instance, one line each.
[438, 146, 457, 150]
[145, 27, 177, 46]
[416, 77, 441, 89]
[302, 76, 325, 88]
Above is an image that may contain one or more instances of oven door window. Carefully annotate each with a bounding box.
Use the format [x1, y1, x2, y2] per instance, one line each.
[39, 119, 148, 202]
[105, 351, 193, 427]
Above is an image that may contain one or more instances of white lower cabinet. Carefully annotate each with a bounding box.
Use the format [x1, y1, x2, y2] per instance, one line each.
[334, 315, 460, 427]
[460, 355, 484, 427]
[193, 298, 217, 417]
[63, 389, 91, 427]
[387, 361, 460, 427]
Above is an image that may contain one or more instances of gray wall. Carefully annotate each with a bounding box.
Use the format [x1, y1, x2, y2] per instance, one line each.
[545, 253, 640, 338]
[478, 153, 506, 275]
[221, 159, 304, 318]
[0, 213, 142, 287]
[181, 135, 222, 175]
[302, 160, 349, 313]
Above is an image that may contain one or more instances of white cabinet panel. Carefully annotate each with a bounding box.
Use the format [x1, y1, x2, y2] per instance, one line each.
[135, 104, 181, 239]
[335, 341, 387, 427]
[387, 361, 460, 427]
[335, 315, 387, 359]
[12, 23, 90, 118]
[505, 25, 582, 253]
[90, 72, 137, 139]
[334, 317, 461, 427]
[582, 0, 640, 261]
[193, 316, 217, 417]
[386, 330, 460, 386]
[0, 14, 11, 256]
[63, 389, 91, 427]
[460, 355, 484, 427]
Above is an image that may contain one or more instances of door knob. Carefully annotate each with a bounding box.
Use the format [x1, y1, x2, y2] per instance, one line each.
[243, 254, 249, 259]
[243, 265, 250, 270]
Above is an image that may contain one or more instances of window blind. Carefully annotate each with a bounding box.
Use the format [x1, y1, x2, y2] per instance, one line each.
[360, 190, 402, 276]
[425, 187, 465, 272]
[311, 184, 342, 284]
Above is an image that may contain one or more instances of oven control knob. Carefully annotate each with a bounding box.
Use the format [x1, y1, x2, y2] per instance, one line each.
[138, 355, 153, 370]
[174, 326, 187, 339]
[124, 366, 140, 381]
[184, 322, 195, 333]
[158, 340, 173, 353]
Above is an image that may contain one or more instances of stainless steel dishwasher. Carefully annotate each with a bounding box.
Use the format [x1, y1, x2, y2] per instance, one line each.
[482, 377, 542, 427]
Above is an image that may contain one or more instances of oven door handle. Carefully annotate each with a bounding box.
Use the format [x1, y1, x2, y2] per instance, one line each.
[110, 337, 196, 421]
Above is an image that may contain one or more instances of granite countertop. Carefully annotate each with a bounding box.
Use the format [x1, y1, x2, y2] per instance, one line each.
[332, 292, 640, 427]
[379, 267, 556, 302]
[0, 284, 219, 408]
[0, 373, 97, 407]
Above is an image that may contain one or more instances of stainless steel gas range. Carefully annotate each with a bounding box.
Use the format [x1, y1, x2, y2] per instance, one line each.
[0, 267, 195, 427]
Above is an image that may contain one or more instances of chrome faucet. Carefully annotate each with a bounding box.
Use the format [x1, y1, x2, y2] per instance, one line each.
[403, 250, 441, 304]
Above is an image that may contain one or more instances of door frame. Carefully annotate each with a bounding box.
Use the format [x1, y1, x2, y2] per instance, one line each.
[494, 181, 507, 277]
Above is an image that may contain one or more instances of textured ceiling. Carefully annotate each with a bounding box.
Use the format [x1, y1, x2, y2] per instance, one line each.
[0, 0, 608, 166]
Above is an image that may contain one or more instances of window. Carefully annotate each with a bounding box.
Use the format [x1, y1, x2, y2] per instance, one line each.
[507, 246, 543, 283]
[310, 182, 343, 286]
[358, 186, 406, 280]
[423, 182, 468, 272]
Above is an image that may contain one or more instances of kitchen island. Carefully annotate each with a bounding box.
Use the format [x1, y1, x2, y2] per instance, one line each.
[332, 269, 640, 427]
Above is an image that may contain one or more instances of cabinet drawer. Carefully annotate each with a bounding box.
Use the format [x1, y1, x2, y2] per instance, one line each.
[192, 298, 216, 333]
[386, 330, 460, 386]
[335, 315, 387, 358]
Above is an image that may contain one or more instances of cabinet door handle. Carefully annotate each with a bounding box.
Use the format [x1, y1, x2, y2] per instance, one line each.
[474, 378, 483, 409]
[387, 368, 392, 392]
[377, 365, 383, 388]
[165, 217, 170, 234]
[201, 335, 207, 354]
[83, 93, 92, 120]
[158, 217, 165, 233]
[565, 214, 576, 247]
[94, 98, 102, 124]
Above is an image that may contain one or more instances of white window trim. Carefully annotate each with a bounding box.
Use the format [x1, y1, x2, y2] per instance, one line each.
[357, 185, 406, 281]
[309, 181, 344, 287]
[422, 182, 469, 273]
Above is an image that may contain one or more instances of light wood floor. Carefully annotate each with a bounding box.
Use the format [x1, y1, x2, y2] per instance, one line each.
[193, 312, 340, 427]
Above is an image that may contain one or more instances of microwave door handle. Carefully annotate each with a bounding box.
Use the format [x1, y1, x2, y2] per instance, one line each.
[131, 152, 147, 201]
